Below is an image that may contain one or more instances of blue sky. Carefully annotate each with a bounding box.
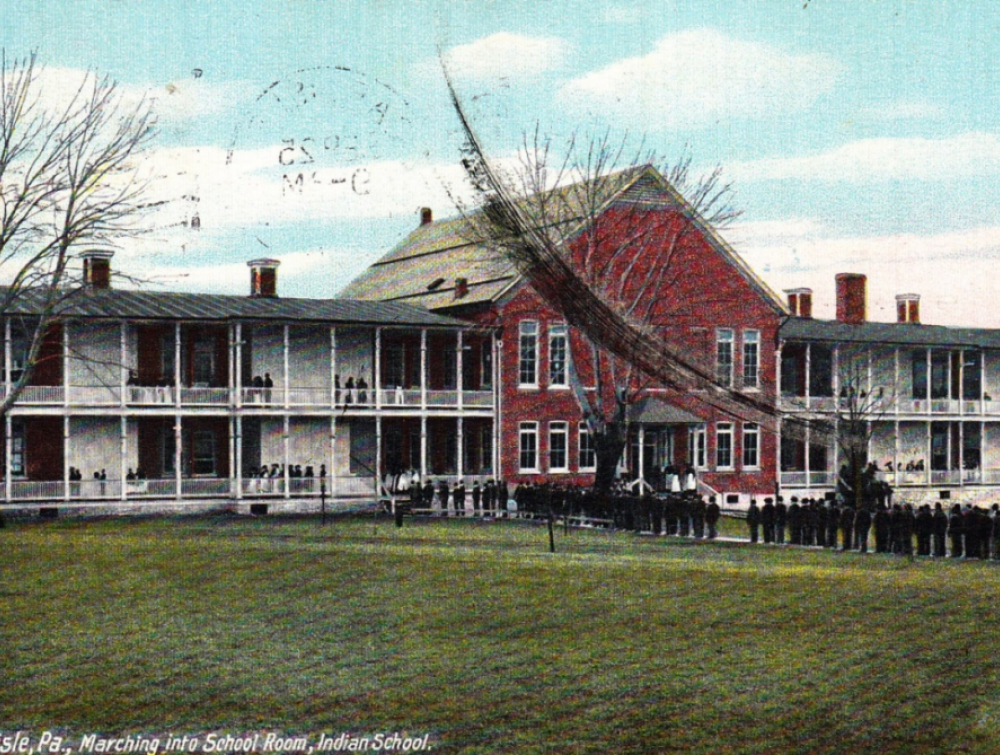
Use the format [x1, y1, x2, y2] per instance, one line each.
[5, 1, 1000, 326]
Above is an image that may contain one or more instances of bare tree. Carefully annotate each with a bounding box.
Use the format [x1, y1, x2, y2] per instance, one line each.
[448, 101, 771, 489]
[0, 51, 155, 414]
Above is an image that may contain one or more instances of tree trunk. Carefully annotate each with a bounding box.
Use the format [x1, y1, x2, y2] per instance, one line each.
[593, 426, 626, 492]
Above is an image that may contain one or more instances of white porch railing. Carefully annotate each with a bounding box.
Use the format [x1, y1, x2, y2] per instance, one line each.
[180, 387, 229, 405]
[69, 386, 121, 405]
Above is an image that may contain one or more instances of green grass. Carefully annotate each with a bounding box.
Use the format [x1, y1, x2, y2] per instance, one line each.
[3, 512, 1000, 754]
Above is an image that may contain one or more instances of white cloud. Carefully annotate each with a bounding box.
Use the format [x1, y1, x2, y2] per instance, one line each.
[732, 132, 1000, 183]
[558, 29, 840, 128]
[441, 32, 571, 81]
[732, 219, 1000, 327]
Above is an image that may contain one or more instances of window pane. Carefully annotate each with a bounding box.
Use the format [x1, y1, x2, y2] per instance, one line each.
[550, 422, 567, 470]
[550, 326, 567, 387]
[519, 323, 537, 386]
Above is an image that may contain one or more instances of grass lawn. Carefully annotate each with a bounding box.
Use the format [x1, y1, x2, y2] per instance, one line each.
[3, 512, 1000, 755]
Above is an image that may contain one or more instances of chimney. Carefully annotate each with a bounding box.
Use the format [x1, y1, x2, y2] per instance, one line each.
[454, 277, 469, 300]
[420, 207, 433, 226]
[82, 250, 114, 290]
[836, 273, 867, 324]
[896, 293, 920, 324]
[248, 258, 280, 298]
[785, 288, 813, 318]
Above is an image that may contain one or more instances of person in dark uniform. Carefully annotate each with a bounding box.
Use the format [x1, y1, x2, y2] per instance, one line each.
[761, 498, 775, 544]
[932, 502, 948, 558]
[839, 505, 854, 552]
[438, 478, 451, 515]
[873, 504, 890, 553]
[992, 504, 1000, 561]
[746, 499, 761, 543]
[963, 506, 979, 559]
[899, 504, 915, 556]
[949, 504, 964, 558]
[677, 493, 691, 537]
[854, 506, 871, 553]
[978, 506, 993, 560]
[705, 496, 720, 539]
[775, 496, 787, 545]
[788, 498, 802, 545]
[826, 500, 840, 549]
[816, 501, 829, 548]
[915, 505, 933, 556]
[471, 481, 482, 515]
[691, 493, 706, 538]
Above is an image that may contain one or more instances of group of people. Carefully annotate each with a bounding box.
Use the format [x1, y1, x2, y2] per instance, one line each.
[334, 374, 369, 405]
[744, 495, 1000, 559]
[126, 371, 175, 403]
[392, 473, 510, 516]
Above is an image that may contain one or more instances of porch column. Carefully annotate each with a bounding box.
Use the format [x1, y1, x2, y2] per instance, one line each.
[283, 324, 290, 409]
[375, 328, 382, 410]
[235, 322, 243, 409]
[638, 425, 646, 483]
[926, 349, 932, 414]
[893, 419, 899, 486]
[228, 417, 236, 498]
[174, 323, 182, 408]
[229, 323, 236, 408]
[926, 421, 932, 486]
[457, 330, 463, 410]
[63, 416, 70, 502]
[832, 345, 839, 406]
[376, 414, 383, 499]
[420, 329, 427, 411]
[775, 344, 782, 410]
[62, 324, 69, 408]
[959, 421, 964, 487]
[495, 332, 502, 480]
[960, 353, 965, 417]
[4, 319, 10, 391]
[4, 414, 10, 502]
[893, 347, 899, 416]
[283, 415, 290, 499]
[330, 326, 337, 407]
[456, 417, 463, 481]
[120, 417, 128, 501]
[804, 343, 811, 410]
[174, 416, 182, 500]
[120, 321, 127, 408]
[776, 417, 782, 494]
[235, 415, 243, 501]
[420, 415, 428, 480]
[329, 415, 337, 498]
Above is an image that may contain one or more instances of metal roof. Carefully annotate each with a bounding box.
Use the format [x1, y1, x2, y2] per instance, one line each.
[338, 165, 789, 316]
[3, 287, 468, 328]
[780, 316, 1000, 350]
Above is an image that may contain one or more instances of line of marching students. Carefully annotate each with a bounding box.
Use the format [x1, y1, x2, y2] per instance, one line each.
[745, 496, 1000, 559]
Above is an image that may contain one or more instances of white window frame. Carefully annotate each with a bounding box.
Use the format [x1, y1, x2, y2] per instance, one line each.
[579, 423, 597, 472]
[518, 321, 538, 388]
[742, 422, 760, 470]
[688, 424, 707, 469]
[519, 422, 539, 473]
[549, 324, 568, 388]
[716, 422, 733, 470]
[743, 330, 760, 390]
[549, 421, 568, 472]
[716, 329, 734, 388]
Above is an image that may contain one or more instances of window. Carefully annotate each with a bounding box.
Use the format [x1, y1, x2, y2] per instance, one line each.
[549, 421, 568, 472]
[480, 342, 493, 389]
[519, 322, 538, 387]
[716, 423, 733, 470]
[10, 421, 24, 476]
[192, 430, 216, 476]
[579, 423, 596, 471]
[911, 350, 928, 399]
[192, 338, 216, 386]
[688, 424, 707, 469]
[716, 329, 734, 387]
[519, 422, 539, 472]
[549, 324, 568, 387]
[743, 423, 760, 469]
[742, 330, 759, 389]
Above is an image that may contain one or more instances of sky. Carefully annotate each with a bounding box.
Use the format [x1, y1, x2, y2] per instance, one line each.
[3, 1, 1000, 326]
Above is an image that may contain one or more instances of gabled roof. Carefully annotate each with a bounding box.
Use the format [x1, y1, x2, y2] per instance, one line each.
[780, 316, 1000, 350]
[1, 287, 467, 328]
[338, 165, 789, 315]
[627, 395, 702, 424]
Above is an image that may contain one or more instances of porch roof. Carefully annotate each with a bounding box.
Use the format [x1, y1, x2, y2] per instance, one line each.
[627, 396, 702, 425]
[780, 316, 1000, 350]
[0, 287, 469, 328]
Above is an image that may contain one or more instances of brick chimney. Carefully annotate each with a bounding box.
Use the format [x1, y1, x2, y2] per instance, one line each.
[785, 288, 813, 318]
[248, 258, 280, 298]
[82, 250, 114, 290]
[420, 207, 433, 226]
[896, 293, 920, 324]
[454, 277, 469, 300]
[836, 273, 867, 324]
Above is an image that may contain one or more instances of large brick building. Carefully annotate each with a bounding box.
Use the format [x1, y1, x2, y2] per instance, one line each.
[340, 166, 788, 503]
